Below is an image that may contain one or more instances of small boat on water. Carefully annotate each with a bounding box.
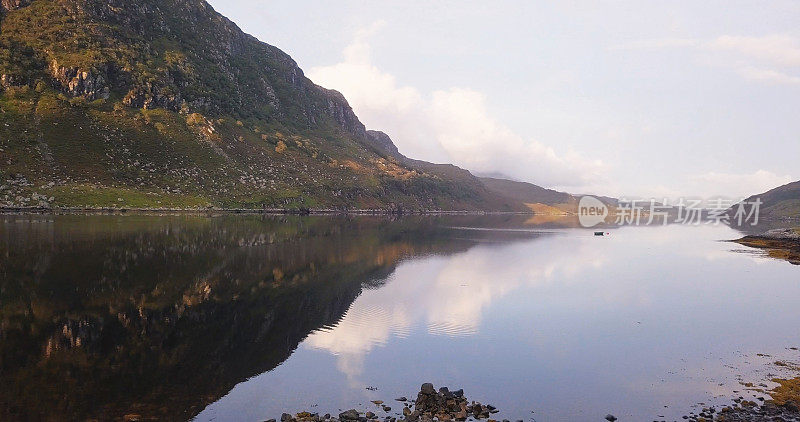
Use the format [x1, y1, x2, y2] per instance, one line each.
[594, 231, 605, 236]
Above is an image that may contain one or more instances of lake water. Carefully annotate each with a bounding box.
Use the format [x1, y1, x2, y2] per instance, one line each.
[1, 214, 798, 421]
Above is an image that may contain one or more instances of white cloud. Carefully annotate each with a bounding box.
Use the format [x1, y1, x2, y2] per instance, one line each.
[616, 34, 800, 86]
[308, 22, 607, 191]
[710, 35, 800, 67]
[736, 66, 800, 85]
[687, 169, 794, 199]
[611, 38, 699, 50]
[304, 238, 608, 381]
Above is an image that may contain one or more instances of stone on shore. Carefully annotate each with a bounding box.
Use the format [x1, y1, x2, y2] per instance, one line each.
[339, 410, 360, 421]
[278, 384, 501, 422]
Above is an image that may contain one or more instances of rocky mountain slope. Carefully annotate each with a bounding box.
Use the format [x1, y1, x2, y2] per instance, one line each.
[0, 0, 525, 211]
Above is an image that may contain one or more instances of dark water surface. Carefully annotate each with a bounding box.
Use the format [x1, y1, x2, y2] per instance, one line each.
[1, 215, 799, 421]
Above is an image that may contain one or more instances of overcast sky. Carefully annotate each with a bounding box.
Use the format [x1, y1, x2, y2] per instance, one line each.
[208, 0, 799, 199]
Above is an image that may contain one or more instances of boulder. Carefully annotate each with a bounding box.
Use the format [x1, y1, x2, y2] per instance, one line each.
[339, 410, 360, 421]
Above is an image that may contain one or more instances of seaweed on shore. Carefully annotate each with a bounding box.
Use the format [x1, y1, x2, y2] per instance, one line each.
[733, 231, 800, 265]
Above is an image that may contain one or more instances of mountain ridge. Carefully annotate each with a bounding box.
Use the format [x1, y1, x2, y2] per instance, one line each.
[730, 180, 800, 220]
[0, 0, 530, 211]
[477, 176, 618, 214]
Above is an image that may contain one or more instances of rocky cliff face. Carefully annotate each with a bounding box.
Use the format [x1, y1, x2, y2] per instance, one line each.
[367, 130, 402, 158]
[0, 0, 365, 137]
[49, 60, 111, 100]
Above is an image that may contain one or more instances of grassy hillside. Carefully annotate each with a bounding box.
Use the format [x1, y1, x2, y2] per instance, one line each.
[0, 0, 524, 211]
[731, 181, 800, 220]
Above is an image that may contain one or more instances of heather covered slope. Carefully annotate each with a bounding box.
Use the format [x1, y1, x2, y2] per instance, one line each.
[0, 0, 524, 211]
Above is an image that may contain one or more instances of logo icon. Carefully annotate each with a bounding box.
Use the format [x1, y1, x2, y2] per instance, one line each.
[578, 196, 608, 228]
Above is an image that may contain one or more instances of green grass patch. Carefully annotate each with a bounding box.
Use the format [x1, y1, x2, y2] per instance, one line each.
[43, 185, 211, 208]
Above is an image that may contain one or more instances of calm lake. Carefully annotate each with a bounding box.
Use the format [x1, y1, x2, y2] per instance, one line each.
[1, 214, 798, 421]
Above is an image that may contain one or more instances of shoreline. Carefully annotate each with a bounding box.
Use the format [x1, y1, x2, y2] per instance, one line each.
[733, 228, 800, 265]
[0, 206, 535, 216]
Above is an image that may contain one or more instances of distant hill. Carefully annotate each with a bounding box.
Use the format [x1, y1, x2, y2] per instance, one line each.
[478, 177, 575, 213]
[478, 177, 619, 215]
[0, 0, 525, 211]
[731, 181, 800, 220]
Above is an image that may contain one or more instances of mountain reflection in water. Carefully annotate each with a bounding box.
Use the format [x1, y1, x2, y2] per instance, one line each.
[0, 214, 545, 421]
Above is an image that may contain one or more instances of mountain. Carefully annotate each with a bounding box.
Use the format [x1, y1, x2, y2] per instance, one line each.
[0, 0, 525, 211]
[731, 181, 800, 220]
[477, 176, 618, 215]
[478, 177, 576, 214]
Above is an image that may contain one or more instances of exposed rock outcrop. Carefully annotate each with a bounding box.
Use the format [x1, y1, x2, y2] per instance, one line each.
[0, 72, 23, 88]
[49, 60, 110, 100]
[319, 88, 367, 139]
[367, 130, 401, 158]
[1, 0, 30, 12]
[2, 0, 370, 137]
[122, 84, 182, 110]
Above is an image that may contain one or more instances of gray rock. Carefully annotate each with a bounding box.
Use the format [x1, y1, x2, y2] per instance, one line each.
[365, 412, 375, 419]
[605, 415, 617, 422]
[340, 410, 360, 421]
[420, 383, 435, 395]
[282, 414, 294, 422]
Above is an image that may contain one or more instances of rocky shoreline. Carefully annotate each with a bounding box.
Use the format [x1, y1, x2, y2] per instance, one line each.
[679, 358, 800, 422]
[269, 384, 620, 422]
[683, 377, 800, 422]
[271, 384, 517, 422]
[734, 228, 800, 265]
[0, 206, 530, 216]
[269, 373, 800, 422]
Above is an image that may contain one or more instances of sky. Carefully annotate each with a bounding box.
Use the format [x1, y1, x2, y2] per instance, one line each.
[207, 0, 799, 199]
